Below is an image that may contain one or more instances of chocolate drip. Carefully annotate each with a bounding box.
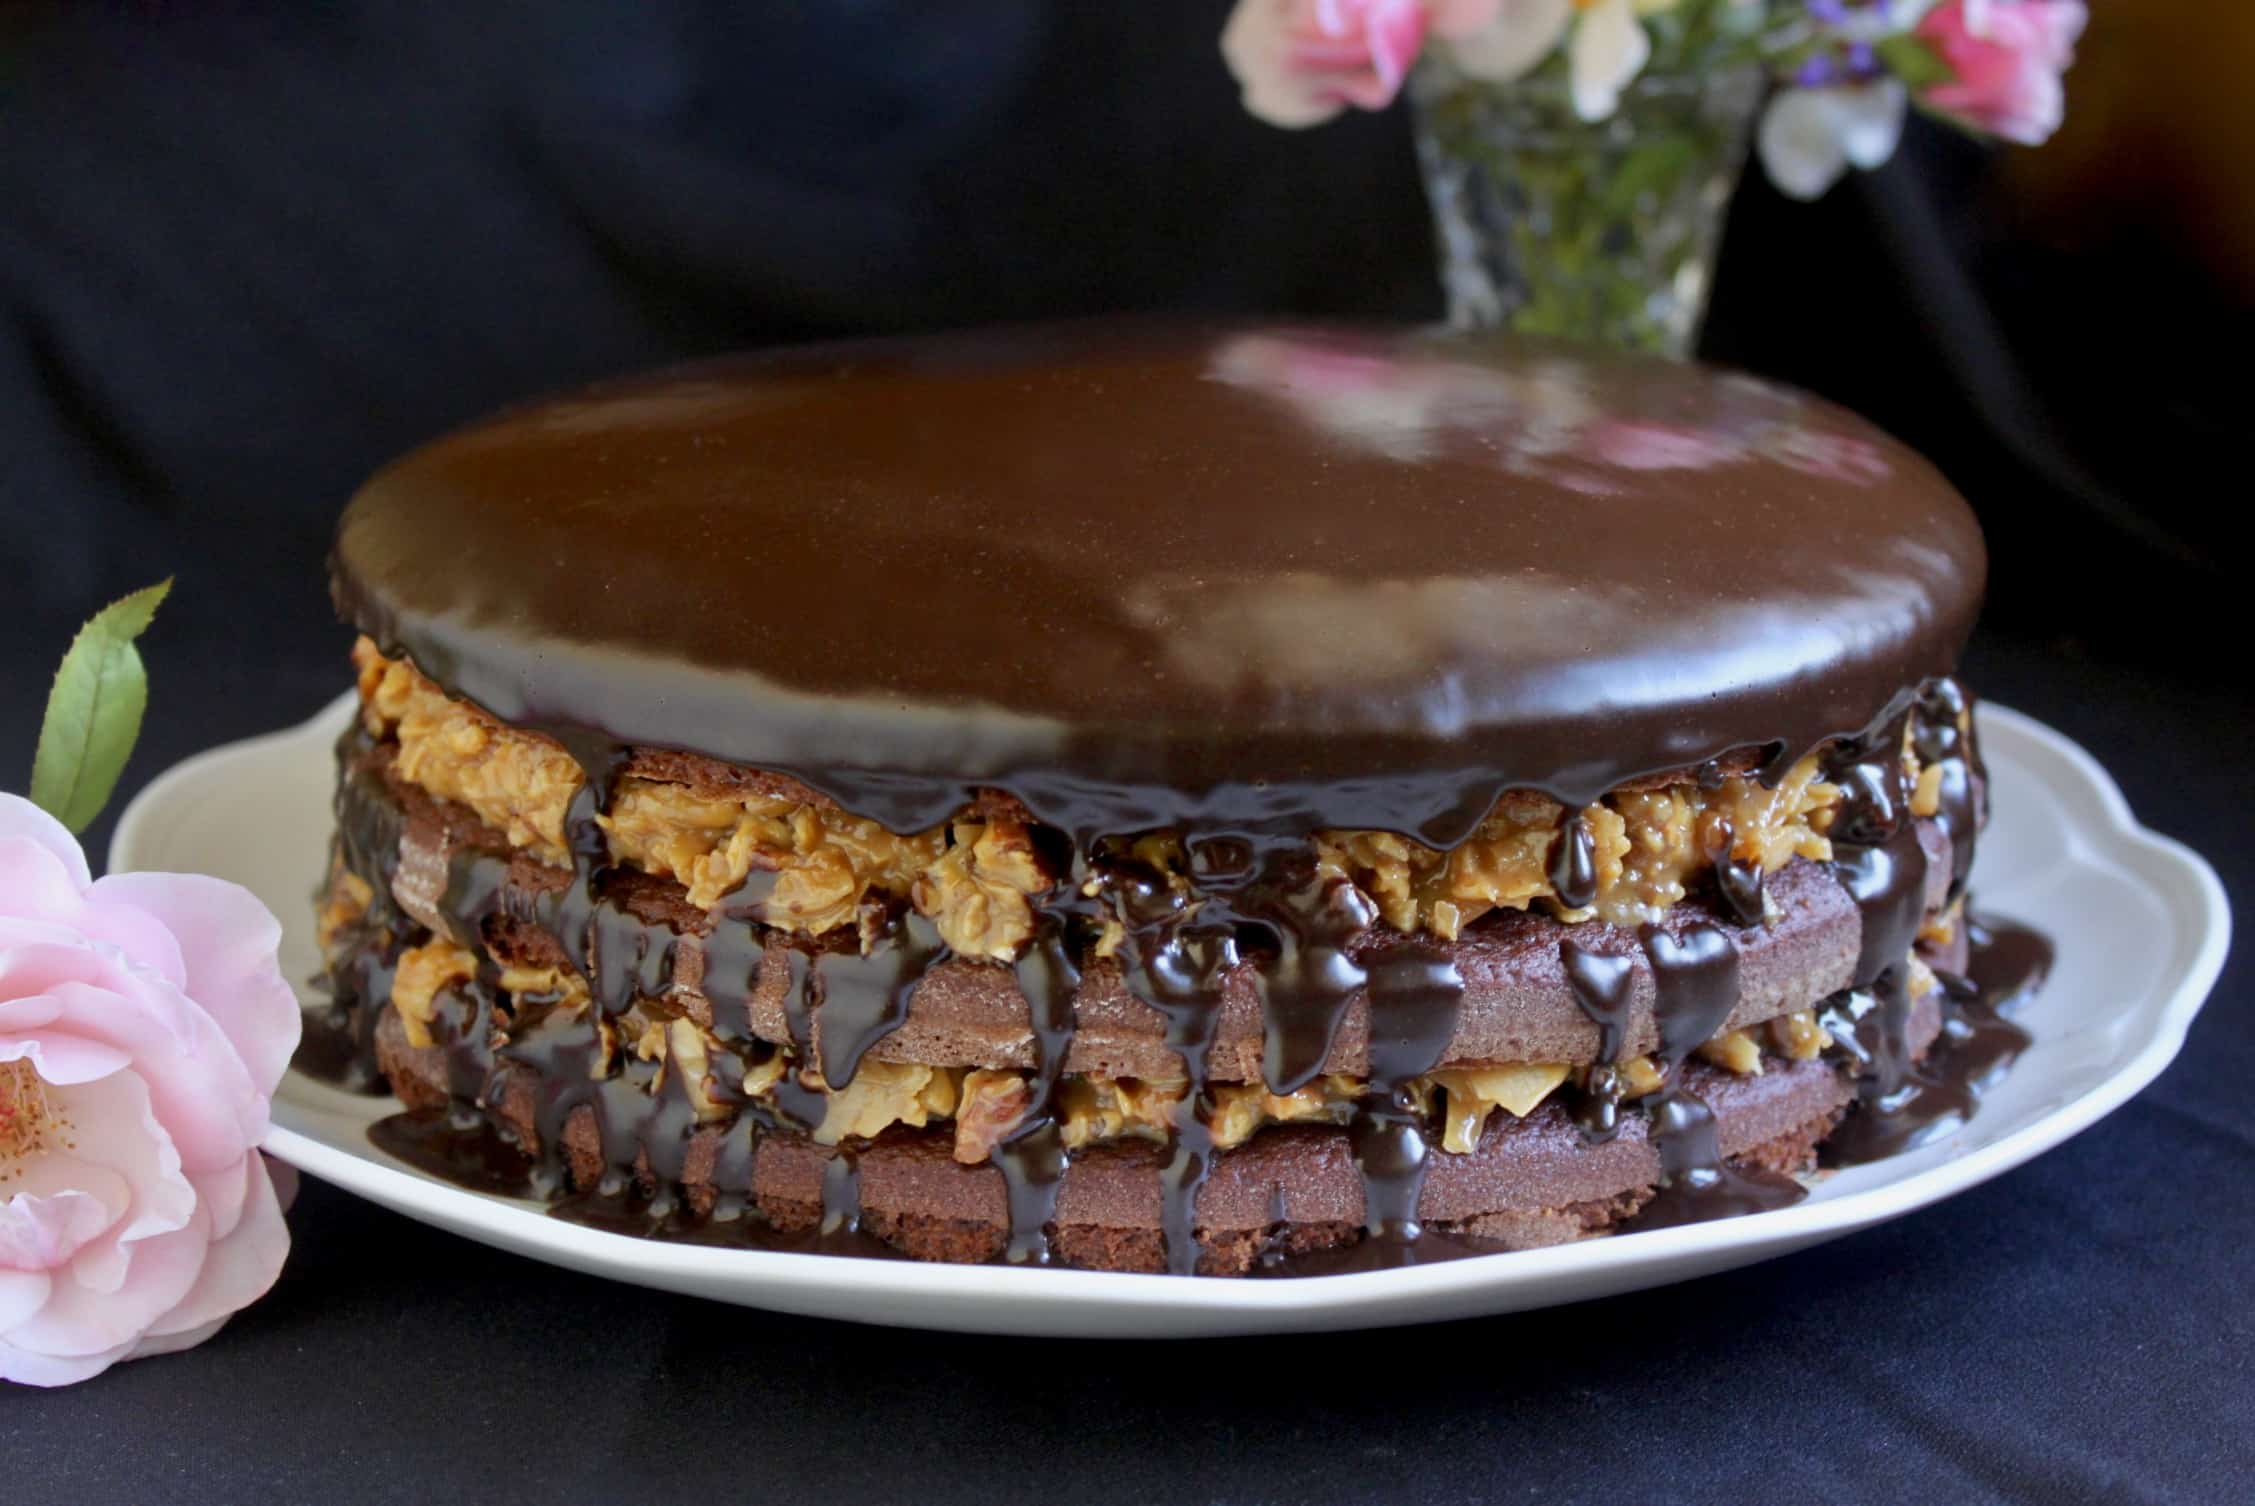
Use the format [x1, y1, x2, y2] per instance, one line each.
[484, 999, 597, 1194]
[1824, 911, 2048, 1165]
[1821, 707, 1932, 1100]
[1100, 848, 1239, 1276]
[819, 1149, 862, 1236]
[1251, 865, 1379, 1096]
[1627, 1092, 1801, 1229]
[367, 1108, 536, 1196]
[298, 915, 400, 1093]
[697, 885, 775, 1047]
[299, 730, 416, 1091]
[1624, 921, 1803, 1227]
[992, 917, 1081, 1264]
[429, 977, 498, 1109]
[998, 834, 1402, 1274]
[702, 1061, 757, 1219]
[1815, 690, 2007, 1158]
[332, 728, 408, 929]
[1134, 837, 1380, 1101]
[1711, 859, 1766, 929]
[1546, 808, 1598, 911]
[807, 910, 948, 1091]
[1701, 813, 1768, 928]
[1559, 938, 1637, 1141]
[1911, 678, 1983, 901]
[591, 907, 679, 1029]
[1640, 923, 1741, 1065]
[1349, 945, 1466, 1240]
[760, 946, 830, 1132]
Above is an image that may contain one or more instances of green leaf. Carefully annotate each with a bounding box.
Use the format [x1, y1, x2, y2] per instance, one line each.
[29, 578, 172, 833]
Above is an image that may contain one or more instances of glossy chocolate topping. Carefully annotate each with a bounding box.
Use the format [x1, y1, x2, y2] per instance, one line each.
[333, 321, 1986, 843]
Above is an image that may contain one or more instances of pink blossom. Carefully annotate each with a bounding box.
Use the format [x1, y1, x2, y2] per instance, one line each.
[1916, 0, 2086, 146]
[2, 793, 298, 1387]
[1223, 0, 1532, 126]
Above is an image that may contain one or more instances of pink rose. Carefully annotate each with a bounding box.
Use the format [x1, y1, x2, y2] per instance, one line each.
[2, 793, 298, 1387]
[1223, 0, 1527, 127]
[1222, 0, 1432, 127]
[1916, 0, 2086, 146]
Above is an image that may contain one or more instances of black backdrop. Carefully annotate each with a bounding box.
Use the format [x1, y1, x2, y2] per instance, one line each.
[2, 4, 2248, 1499]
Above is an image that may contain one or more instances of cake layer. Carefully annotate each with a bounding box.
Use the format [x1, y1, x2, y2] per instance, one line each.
[369, 997, 1944, 1274]
[332, 322, 1987, 841]
[332, 728, 1960, 1082]
[352, 641, 1862, 943]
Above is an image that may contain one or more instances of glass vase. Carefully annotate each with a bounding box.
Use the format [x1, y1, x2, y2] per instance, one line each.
[1410, 60, 1764, 357]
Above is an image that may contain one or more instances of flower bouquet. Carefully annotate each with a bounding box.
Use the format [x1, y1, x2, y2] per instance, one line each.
[1222, 0, 2087, 352]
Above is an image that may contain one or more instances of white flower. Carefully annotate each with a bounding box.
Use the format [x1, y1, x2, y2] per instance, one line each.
[1446, 0, 1668, 121]
[1568, 0, 1654, 120]
[1444, 0, 1573, 84]
[1755, 80, 1908, 201]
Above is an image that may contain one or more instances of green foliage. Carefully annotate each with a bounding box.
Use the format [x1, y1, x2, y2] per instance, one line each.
[29, 579, 172, 833]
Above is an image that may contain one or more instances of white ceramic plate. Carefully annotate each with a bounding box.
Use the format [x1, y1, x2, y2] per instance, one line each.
[109, 695, 2228, 1337]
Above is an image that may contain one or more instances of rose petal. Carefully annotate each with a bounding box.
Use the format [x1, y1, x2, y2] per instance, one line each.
[0, 793, 92, 892]
[1363, 0, 1430, 94]
[1223, 0, 1352, 128]
[1, 1029, 133, 1086]
[0, 834, 93, 930]
[10, 1199, 210, 1357]
[23, 969, 263, 1172]
[139, 1154, 289, 1342]
[0, 1189, 117, 1271]
[0, 1332, 132, 1387]
[126, 1312, 229, 1362]
[89, 872, 301, 1095]
[191, 1162, 249, 1244]
[0, 1267, 54, 1330]
[40, 1069, 196, 1293]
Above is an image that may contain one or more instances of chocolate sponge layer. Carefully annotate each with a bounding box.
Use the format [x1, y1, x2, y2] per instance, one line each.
[362, 746, 1957, 1083]
[373, 993, 1942, 1275]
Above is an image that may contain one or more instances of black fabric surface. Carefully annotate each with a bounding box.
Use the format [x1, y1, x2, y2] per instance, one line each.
[1, 4, 2247, 1499]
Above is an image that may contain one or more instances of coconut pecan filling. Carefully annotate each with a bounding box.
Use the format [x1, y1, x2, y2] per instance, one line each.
[356, 922, 1913, 1171]
[353, 639, 1937, 948]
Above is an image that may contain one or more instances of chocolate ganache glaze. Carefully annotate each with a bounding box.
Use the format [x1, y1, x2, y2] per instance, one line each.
[321, 321, 2013, 1273]
[333, 322, 1985, 844]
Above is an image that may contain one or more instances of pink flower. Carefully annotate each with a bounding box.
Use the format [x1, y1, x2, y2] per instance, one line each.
[2, 793, 298, 1387]
[1222, 0, 1436, 126]
[1916, 0, 2087, 146]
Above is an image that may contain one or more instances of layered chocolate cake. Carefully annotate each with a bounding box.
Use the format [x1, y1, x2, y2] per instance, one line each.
[306, 323, 2047, 1274]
